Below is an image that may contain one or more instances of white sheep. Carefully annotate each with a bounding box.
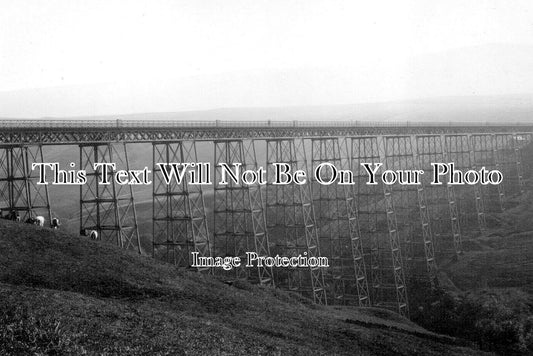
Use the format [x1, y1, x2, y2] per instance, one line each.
[35, 216, 45, 227]
[89, 230, 98, 240]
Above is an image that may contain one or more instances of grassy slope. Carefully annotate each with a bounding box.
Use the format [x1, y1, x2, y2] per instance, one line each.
[0, 219, 487, 355]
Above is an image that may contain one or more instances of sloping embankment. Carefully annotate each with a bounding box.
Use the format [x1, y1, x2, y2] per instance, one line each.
[0, 219, 488, 355]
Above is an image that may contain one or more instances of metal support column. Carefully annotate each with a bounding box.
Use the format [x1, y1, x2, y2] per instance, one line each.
[513, 132, 533, 192]
[310, 137, 370, 306]
[382, 136, 437, 295]
[213, 139, 273, 284]
[0, 145, 51, 222]
[415, 135, 462, 257]
[80, 143, 141, 252]
[152, 141, 211, 270]
[265, 138, 327, 305]
[350, 136, 408, 316]
[471, 134, 504, 212]
[445, 134, 486, 233]
[494, 133, 520, 196]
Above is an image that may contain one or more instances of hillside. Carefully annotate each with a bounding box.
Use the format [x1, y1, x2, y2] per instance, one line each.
[0, 219, 486, 355]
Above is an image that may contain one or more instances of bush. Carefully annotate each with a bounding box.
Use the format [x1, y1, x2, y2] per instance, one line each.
[413, 288, 533, 354]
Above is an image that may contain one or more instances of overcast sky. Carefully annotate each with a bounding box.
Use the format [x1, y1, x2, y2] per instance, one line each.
[1, 0, 533, 117]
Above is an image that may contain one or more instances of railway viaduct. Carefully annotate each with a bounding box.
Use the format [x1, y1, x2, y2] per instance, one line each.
[1, 119, 532, 317]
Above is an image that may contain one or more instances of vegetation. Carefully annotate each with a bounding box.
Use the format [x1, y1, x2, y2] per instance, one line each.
[413, 288, 533, 354]
[412, 189, 533, 355]
[0, 219, 484, 355]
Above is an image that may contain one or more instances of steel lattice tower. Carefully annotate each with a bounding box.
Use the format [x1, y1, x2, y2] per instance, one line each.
[80, 143, 141, 252]
[349, 136, 409, 316]
[213, 139, 274, 284]
[265, 138, 327, 305]
[382, 136, 437, 293]
[152, 141, 211, 270]
[445, 134, 486, 233]
[494, 134, 521, 197]
[470, 134, 504, 212]
[0, 145, 51, 222]
[415, 135, 462, 257]
[310, 137, 370, 306]
[513, 133, 533, 192]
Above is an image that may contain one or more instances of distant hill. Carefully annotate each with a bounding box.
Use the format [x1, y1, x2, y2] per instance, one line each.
[1, 43, 533, 119]
[3, 94, 533, 123]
